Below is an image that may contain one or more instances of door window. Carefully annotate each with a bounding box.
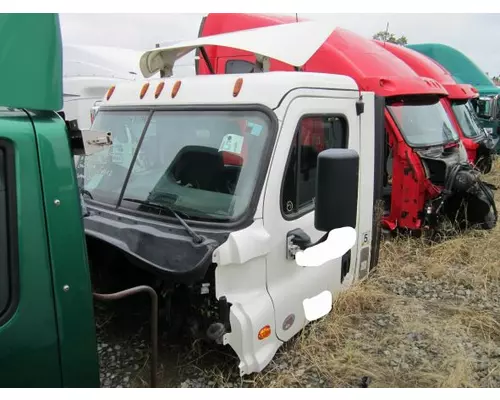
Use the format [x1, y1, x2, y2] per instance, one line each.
[0, 143, 18, 323]
[225, 60, 263, 74]
[281, 115, 349, 218]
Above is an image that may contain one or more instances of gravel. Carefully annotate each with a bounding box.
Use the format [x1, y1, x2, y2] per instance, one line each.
[97, 336, 145, 388]
[93, 262, 500, 388]
[374, 272, 500, 387]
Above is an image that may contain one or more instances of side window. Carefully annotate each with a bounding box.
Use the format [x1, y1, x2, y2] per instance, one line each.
[225, 60, 263, 74]
[282, 116, 348, 217]
[0, 142, 18, 324]
[0, 147, 10, 317]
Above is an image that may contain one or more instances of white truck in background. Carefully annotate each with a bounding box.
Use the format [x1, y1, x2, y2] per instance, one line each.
[63, 45, 151, 130]
[63, 44, 195, 130]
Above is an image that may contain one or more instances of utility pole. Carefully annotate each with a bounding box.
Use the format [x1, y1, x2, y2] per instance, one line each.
[383, 22, 389, 47]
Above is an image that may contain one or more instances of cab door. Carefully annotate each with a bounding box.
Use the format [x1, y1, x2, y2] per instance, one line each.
[263, 94, 361, 342]
[0, 108, 62, 387]
[495, 95, 500, 138]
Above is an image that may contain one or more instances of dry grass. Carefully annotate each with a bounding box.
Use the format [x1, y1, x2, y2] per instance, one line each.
[125, 159, 500, 388]
[189, 158, 500, 388]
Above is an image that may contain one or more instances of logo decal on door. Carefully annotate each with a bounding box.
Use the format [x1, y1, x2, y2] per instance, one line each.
[282, 314, 295, 331]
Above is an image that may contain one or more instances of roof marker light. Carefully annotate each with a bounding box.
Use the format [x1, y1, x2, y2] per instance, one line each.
[106, 85, 116, 101]
[171, 81, 181, 98]
[140, 82, 150, 99]
[155, 82, 165, 99]
[233, 78, 243, 97]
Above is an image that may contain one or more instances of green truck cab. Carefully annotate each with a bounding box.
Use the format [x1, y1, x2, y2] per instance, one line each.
[407, 43, 500, 153]
[0, 14, 100, 387]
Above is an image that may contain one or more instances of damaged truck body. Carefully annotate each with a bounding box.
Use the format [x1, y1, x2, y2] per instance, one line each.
[376, 40, 497, 175]
[195, 13, 497, 235]
[2, 15, 386, 386]
[76, 21, 384, 377]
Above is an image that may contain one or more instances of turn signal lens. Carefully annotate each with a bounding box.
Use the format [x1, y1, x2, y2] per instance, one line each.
[172, 80, 181, 98]
[258, 325, 271, 340]
[155, 81, 165, 99]
[106, 85, 115, 100]
[233, 78, 243, 97]
[140, 83, 150, 99]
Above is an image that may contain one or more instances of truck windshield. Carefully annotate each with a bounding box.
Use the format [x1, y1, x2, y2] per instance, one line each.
[387, 99, 459, 148]
[451, 102, 483, 139]
[465, 101, 482, 125]
[76, 109, 272, 222]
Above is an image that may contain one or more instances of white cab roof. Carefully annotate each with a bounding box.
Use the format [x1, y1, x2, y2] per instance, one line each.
[101, 71, 359, 110]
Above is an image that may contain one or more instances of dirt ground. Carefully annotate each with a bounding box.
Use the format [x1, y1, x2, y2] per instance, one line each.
[96, 158, 500, 388]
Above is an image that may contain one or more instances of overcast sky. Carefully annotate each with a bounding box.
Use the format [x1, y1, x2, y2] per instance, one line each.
[59, 13, 500, 77]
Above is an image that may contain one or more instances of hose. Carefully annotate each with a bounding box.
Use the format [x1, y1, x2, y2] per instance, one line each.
[93, 285, 158, 388]
[440, 162, 497, 224]
[434, 163, 463, 216]
[478, 179, 498, 221]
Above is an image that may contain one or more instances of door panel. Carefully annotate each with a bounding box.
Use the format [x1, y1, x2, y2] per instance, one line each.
[264, 95, 361, 342]
[0, 109, 62, 387]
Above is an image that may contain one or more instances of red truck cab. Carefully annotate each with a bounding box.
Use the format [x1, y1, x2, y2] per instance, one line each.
[376, 40, 496, 174]
[195, 13, 499, 234]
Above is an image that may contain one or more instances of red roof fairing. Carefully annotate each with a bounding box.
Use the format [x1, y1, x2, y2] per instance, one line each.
[198, 13, 448, 98]
[375, 40, 478, 100]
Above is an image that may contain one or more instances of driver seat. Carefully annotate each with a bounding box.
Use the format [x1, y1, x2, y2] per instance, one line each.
[169, 145, 226, 192]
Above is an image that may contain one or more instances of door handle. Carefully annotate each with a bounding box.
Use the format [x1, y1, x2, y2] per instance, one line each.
[286, 228, 312, 260]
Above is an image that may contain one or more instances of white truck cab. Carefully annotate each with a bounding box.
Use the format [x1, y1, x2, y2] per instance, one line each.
[76, 22, 384, 376]
[63, 45, 147, 130]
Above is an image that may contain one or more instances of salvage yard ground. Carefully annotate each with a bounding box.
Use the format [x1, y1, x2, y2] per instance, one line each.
[95, 158, 500, 388]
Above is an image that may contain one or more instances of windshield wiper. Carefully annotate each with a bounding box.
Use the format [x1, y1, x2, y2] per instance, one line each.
[122, 197, 204, 244]
[80, 188, 94, 200]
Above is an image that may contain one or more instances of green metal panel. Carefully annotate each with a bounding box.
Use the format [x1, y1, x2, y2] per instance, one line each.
[473, 85, 500, 96]
[32, 111, 100, 388]
[407, 43, 500, 95]
[408, 43, 500, 152]
[0, 14, 63, 111]
[0, 108, 62, 387]
[0, 12, 100, 387]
